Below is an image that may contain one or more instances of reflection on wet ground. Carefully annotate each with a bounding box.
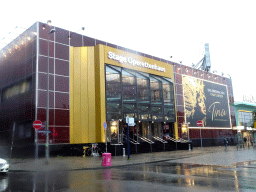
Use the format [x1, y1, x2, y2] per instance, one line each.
[102, 163, 241, 191]
[1, 161, 256, 191]
[100, 162, 256, 191]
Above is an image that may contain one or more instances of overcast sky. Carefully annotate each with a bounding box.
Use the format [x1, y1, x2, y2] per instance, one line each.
[1, 0, 255, 102]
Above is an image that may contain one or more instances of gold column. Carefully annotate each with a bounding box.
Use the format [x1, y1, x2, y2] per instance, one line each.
[94, 44, 106, 143]
[87, 47, 96, 143]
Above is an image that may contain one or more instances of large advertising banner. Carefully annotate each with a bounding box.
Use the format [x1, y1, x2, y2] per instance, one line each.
[182, 75, 231, 128]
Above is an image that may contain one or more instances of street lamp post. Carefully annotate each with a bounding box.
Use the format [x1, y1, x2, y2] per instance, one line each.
[46, 29, 55, 163]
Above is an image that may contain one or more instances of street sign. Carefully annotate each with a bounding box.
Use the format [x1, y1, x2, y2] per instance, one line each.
[37, 130, 52, 134]
[103, 121, 107, 130]
[128, 118, 134, 126]
[33, 120, 42, 129]
[197, 120, 203, 127]
[126, 116, 129, 123]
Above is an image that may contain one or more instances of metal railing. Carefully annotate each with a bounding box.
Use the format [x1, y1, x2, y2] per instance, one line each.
[152, 136, 168, 143]
[123, 135, 140, 144]
[135, 134, 154, 144]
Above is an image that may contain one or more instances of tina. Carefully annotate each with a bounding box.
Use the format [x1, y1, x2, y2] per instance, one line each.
[208, 102, 226, 121]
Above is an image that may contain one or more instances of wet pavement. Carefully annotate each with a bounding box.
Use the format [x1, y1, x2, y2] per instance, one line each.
[9, 146, 243, 172]
[3, 146, 256, 191]
[169, 147, 256, 166]
[3, 158, 256, 191]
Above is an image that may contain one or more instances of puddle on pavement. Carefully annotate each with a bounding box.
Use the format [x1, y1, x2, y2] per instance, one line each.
[109, 162, 256, 191]
[234, 160, 256, 167]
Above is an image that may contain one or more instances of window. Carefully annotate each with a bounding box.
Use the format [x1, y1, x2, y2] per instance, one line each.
[105, 64, 176, 122]
[122, 70, 136, 102]
[150, 76, 161, 103]
[238, 111, 253, 127]
[106, 66, 121, 102]
[106, 66, 122, 120]
[137, 73, 150, 102]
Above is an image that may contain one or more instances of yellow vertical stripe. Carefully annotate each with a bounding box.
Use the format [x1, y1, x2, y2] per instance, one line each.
[174, 122, 178, 140]
[70, 47, 74, 144]
[88, 47, 96, 143]
[73, 48, 82, 143]
[99, 45, 106, 143]
[70, 46, 101, 144]
[94, 44, 106, 143]
[81, 47, 88, 143]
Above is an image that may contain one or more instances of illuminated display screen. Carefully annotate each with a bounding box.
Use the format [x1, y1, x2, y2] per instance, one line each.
[182, 75, 231, 128]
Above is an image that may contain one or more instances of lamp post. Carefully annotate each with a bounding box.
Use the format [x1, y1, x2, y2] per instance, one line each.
[46, 29, 55, 163]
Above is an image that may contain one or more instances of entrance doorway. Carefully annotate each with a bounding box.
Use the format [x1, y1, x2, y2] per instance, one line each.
[106, 120, 123, 144]
[137, 121, 174, 140]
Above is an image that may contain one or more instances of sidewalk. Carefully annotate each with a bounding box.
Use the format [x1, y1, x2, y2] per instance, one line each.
[170, 146, 256, 167]
[9, 146, 255, 172]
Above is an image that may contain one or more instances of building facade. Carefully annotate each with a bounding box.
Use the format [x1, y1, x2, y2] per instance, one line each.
[234, 101, 256, 144]
[175, 66, 236, 146]
[0, 21, 236, 156]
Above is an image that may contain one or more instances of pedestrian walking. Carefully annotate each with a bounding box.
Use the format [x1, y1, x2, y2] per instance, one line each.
[224, 137, 228, 151]
[250, 137, 254, 147]
[244, 137, 247, 148]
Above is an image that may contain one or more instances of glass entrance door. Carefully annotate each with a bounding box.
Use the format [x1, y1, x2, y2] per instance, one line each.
[107, 120, 122, 144]
[153, 122, 163, 138]
[142, 122, 151, 139]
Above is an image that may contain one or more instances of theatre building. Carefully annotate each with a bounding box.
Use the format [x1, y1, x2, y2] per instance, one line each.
[0, 21, 236, 157]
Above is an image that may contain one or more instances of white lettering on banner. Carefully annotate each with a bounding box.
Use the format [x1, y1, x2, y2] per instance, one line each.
[108, 51, 166, 72]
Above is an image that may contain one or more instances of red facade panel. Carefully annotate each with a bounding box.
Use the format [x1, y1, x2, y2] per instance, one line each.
[37, 108, 54, 126]
[83, 36, 95, 46]
[70, 33, 83, 47]
[38, 73, 54, 91]
[189, 129, 200, 138]
[55, 109, 69, 126]
[38, 90, 54, 108]
[55, 27, 69, 45]
[55, 92, 69, 109]
[175, 84, 183, 95]
[55, 59, 69, 76]
[55, 75, 69, 92]
[39, 23, 54, 40]
[176, 106, 184, 117]
[177, 116, 184, 124]
[175, 73, 182, 84]
[55, 43, 69, 61]
[39, 39, 54, 57]
[38, 56, 54, 73]
[174, 64, 181, 74]
[176, 95, 184, 106]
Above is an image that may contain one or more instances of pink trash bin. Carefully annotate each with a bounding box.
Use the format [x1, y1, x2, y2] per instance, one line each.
[102, 153, 111, 166]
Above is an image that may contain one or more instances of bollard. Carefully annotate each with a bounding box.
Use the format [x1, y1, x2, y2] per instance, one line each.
[123, 148, 125, 156]
[189, 144, 191, 151]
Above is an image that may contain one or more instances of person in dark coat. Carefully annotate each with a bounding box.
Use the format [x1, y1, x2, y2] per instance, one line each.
[224, 137, 228, 151]
[244, 137, 248, 148]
